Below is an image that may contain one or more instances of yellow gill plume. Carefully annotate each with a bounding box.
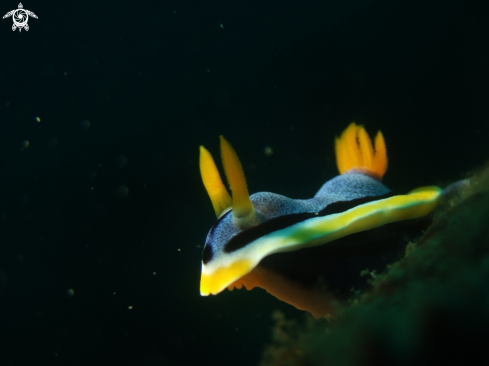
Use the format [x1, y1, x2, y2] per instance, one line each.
[335, 122, 388, 181]
[199, 137, 259, 229]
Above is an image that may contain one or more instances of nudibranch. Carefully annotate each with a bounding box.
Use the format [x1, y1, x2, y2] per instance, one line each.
[199, 123, 442, 319]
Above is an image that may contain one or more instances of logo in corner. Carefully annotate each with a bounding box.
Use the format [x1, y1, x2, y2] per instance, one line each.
[3, 3, 38, 32]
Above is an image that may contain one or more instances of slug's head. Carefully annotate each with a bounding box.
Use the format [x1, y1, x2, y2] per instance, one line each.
[199, 136, 270, 296]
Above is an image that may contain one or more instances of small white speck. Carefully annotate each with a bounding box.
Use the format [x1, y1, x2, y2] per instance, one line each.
[128, 306, 133, 310]
[35, 116, 41, 122]
[220, 24, 224, 29]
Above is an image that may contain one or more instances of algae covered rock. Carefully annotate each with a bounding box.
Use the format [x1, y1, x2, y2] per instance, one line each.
[261, 169, 489, 366]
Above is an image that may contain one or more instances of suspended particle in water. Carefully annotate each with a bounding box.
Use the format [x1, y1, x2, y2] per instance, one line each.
[42, 63, 55, 77]
[116, 155, 127, 169]
[80, 119, 91, 131]
[48, 137, 58, 150]
[264, 146, 273, 156]
[21, 140, 30, 150]
[88, 170, 97, 182]
[67, 288, 75, 297]
[35, 116, 41, 123]
[19, 194, 28, 206]
[116, 185, 129, 198]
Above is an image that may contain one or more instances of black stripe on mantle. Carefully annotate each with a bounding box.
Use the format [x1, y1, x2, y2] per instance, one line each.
[222, 192, 394, 254]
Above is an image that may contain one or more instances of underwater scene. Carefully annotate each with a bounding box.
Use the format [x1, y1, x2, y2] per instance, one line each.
[1, 0, 488, 365]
